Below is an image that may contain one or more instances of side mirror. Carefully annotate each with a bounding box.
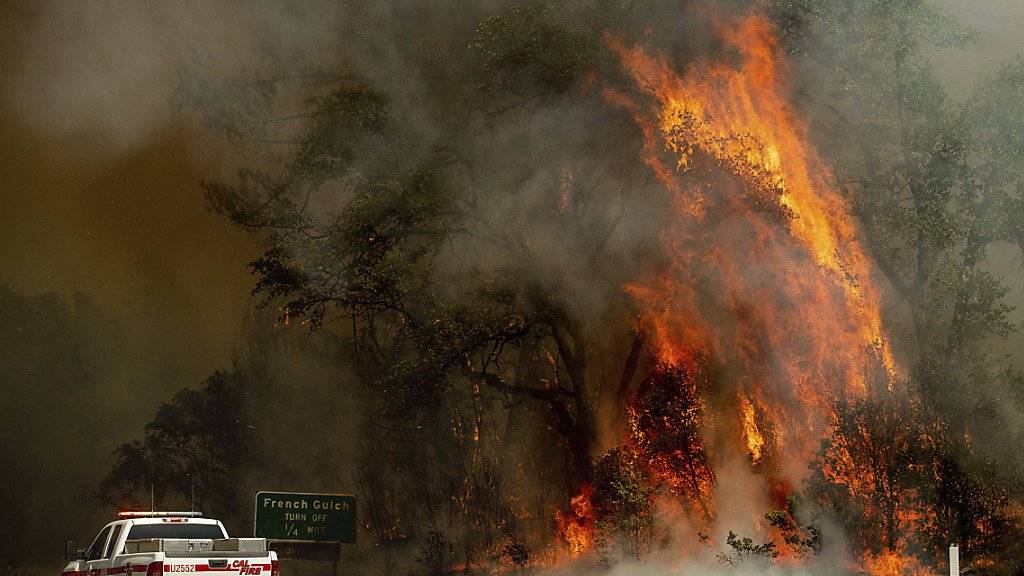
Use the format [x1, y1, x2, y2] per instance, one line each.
[64, 540, 78, 562]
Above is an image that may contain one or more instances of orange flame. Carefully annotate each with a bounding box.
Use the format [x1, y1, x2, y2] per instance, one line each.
[556, 484, 595, 558]
[611, 11, 897, 477]
[738, 390, 765, 465]
[863, 550, 938, 576]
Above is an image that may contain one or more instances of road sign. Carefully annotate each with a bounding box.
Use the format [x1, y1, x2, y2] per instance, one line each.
[254, 491, 357, 543]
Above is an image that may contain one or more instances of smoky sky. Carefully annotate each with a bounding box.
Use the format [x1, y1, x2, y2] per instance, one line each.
[2, 0, 1024, 572]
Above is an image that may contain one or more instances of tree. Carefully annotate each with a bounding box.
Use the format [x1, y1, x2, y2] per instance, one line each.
[96, 370, 254, 526]
[628, 364, 713, 514]
[177, 1, 658, 564]
[807, 395, 936, 556]
[182, 1, 653, 491]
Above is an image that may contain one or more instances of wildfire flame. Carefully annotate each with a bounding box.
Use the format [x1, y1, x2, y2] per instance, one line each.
[540, 6, 928, 572]
[611, 11, 896, 475]
[863, 550, 936, 576]
[738, 390, 765, 465]
[556, 484, 596, 557]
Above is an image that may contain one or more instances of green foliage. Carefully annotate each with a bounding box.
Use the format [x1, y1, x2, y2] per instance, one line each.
[592, 448, 657, 561]
[468, 1, 628, 107]
[716, 530, 778, 567]
[293, 86, 390, 179]
[238, 168, 456, 328]
[765, 0, 977, 63]
[471, 2, 592, 90]
[964, 57, 1024, 265]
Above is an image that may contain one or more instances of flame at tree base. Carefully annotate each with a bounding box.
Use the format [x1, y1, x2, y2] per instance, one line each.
[863, 550, 938, 576]
[556, 484, 596, 558]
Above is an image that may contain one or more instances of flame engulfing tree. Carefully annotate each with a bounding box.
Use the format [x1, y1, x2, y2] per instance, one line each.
[769, 0, 1024, 487]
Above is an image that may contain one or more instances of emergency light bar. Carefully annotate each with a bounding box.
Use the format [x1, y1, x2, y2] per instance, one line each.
[117, 511, 205, 519]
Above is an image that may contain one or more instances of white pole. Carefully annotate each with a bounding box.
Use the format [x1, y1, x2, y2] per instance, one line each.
[949, 544, 959, 576]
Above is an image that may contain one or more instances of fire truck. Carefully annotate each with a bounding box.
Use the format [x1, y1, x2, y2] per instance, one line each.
[62, 512, 279, 576]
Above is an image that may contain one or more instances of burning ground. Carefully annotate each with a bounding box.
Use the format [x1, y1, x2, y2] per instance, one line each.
[5, 1, 1024, 575]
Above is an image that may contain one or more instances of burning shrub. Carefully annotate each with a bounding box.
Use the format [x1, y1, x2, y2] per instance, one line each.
[628, 363, 714, 514]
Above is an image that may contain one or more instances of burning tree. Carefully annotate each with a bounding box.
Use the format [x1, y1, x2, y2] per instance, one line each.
[627, 364, 713, 515]
[809, 395, 937, 559]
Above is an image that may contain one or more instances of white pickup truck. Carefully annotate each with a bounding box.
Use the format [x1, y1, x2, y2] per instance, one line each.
[62, 512, 279, 576]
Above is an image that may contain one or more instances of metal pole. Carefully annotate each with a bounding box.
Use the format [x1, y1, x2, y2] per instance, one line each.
[949, 544, 959, 576]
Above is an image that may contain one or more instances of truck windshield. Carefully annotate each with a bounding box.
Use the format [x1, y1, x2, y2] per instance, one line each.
[126, 524, 226, 540]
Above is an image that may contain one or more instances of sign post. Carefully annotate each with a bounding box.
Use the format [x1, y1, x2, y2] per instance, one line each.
[255, 492, 357, 575]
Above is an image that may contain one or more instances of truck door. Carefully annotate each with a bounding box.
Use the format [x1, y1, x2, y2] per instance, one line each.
[102, 523, 127, 574]
[83, 525, 112, 576]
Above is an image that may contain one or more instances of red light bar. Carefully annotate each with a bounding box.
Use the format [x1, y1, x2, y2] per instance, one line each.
[117, 511, 204, 519]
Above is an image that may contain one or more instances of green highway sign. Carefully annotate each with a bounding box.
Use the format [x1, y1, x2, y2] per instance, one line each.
[254, 491, 357, 543]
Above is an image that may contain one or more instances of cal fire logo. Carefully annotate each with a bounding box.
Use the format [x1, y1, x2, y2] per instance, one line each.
[230, 560, 262, 575]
